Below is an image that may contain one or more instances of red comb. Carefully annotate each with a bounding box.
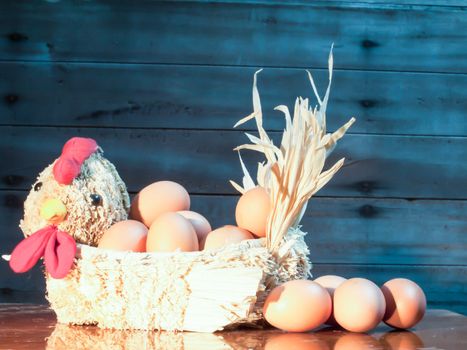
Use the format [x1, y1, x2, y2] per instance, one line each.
[53, 137, 98, 185]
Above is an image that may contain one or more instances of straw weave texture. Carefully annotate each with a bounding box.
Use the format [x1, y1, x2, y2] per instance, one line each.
[47, 229, 309, 332]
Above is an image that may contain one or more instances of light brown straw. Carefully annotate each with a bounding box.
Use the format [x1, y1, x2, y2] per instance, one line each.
[231, 47, 355, 253]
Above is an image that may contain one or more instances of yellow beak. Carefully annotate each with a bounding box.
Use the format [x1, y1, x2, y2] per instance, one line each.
[40, 198, 67, 224]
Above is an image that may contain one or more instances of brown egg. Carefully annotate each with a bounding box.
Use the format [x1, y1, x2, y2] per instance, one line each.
[334, 333, 381, 350]
[235, 186, 271, 237]
[98, 220, 148, 252]
[177, 210, 212, 250]
[334, 278, 386, 333]
[314, 275, 347, 326]
[146, 212, 198, 252]
[130, 181, 190, 227]
[381, 278, 426, 329]
[263, 280, 332, 332]
[265, 333, 330, 350]
[203, 225, 254, 251]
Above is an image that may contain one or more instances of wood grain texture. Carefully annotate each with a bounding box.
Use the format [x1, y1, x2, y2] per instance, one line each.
[0, 0, 465, 318]
[0, 290, 45, 304]
[176, 1, 467, 8]
[1, 126, 466, 199]
[2, 191, 466, 266]
[1, 1, 466, 73]
[1, 306, 467, 350]
[1, 62, 466, 136]
[192, 195, 467, 266]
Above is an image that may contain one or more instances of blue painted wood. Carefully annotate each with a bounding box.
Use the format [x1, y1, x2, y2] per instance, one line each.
[1, 62, 466, 136]
[176, 1, 467, 7]
[0, 0, 465, 316]
[0, 1, 466, 73]
[0, 126, 466, 199]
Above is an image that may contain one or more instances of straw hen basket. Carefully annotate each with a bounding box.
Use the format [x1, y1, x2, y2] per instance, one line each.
[46, 49, 355, 332]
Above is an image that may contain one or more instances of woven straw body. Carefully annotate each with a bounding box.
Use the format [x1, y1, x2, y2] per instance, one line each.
[47, 230, 310, 332]
[41, 50, 353, 333]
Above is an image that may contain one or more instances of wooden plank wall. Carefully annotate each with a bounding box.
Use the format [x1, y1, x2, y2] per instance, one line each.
[0, 1, 466, 314]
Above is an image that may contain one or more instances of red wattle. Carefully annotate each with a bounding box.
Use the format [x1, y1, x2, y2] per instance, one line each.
[44, 229, 77, 279]
[9, 226, 76, 279]
[9, 227, 52, 273]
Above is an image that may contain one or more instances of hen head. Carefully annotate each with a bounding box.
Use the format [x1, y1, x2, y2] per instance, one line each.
[20, 137, 130, 247]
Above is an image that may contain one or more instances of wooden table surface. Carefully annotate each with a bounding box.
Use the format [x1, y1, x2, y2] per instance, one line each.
[0, 304, 465, 350]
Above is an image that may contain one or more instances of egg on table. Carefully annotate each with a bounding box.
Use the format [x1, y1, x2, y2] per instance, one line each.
[146, 212, 198, 252]
[177, 210, 211, 250]
[130, 181, 190, 227]
[333, 278, 386, 332]
[314, 275, 347, 326]
[98, 220, 148, 252]
[203, 225, 254, 251]
[263, 280, 331, 332]
[235, 186, 271, 237]
[381, 278, 426, 329]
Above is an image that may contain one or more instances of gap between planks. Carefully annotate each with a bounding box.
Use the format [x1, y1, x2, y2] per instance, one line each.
[164, 0, 467, 11]
[0, 59, 466, 76]
[0, 125, 466, 140]
[2, 189, 467, 202]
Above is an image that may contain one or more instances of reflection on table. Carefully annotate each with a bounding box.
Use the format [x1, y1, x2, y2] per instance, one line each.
[46, 323, 425, 350]
[1, 305, 465, 350]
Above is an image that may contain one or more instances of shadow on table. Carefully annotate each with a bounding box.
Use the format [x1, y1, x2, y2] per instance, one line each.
[46, 324, 424, 350]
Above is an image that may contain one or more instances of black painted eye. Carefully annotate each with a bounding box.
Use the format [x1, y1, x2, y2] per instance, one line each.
[90, 194, 102, 206]
[34, 182, 42, 192]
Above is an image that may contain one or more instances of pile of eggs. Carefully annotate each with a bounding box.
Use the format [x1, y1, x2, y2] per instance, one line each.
[263, 276, 427, 333]
[98, 181, 270, 253]
[98, 181, 427, 334]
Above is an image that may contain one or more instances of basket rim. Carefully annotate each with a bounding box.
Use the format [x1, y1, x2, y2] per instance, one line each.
[76, 238, 267, 259]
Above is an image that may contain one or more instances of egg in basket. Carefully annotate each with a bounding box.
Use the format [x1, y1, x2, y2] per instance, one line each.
[6, 50, 355, 332]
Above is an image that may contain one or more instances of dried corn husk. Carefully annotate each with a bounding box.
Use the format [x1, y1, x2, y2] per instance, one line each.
[231, 46, 355, 253]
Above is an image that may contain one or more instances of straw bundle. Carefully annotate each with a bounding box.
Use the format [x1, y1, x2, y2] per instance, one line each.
[46, 48, 354, 332]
